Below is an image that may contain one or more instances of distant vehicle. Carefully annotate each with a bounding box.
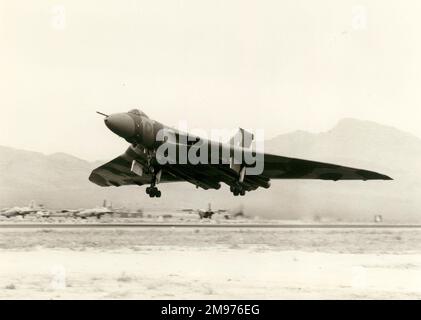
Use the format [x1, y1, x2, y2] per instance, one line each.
[0, 201, 48, 218]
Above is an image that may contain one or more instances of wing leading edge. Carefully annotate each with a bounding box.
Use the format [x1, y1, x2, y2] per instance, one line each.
[88, 148, 181, 187]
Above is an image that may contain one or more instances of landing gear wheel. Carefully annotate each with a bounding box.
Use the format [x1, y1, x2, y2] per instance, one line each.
[146, 186, 161, 198]
[231, 185, 246, 196]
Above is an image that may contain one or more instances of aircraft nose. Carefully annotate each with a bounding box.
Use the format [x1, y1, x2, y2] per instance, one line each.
[104, 113, 136, 138]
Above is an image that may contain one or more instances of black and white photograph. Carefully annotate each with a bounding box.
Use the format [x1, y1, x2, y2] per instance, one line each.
[1, 0, 421, 304]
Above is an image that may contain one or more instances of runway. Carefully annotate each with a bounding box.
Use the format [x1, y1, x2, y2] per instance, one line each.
[2, 222, 421, 299]
[1, 223, 421, 229]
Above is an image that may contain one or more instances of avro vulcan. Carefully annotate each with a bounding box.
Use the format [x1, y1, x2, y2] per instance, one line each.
[89, 109, 392, 197]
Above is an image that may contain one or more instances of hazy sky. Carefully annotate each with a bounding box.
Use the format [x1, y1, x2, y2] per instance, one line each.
[2, 0, 421, 161]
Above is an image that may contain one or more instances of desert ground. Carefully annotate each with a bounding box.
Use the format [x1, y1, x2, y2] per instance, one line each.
[1, 225, 421, 299]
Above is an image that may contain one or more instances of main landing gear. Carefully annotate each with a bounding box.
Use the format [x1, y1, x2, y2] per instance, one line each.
[229, 164, 247, 196]
[145, 168, 162, 198]
[230, 184, 246, 196]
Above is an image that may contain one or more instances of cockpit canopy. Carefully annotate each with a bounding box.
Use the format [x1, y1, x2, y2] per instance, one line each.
[128, 109, 148, 118]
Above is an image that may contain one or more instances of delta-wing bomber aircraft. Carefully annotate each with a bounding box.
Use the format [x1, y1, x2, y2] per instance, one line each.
[89, 109, 392, 198]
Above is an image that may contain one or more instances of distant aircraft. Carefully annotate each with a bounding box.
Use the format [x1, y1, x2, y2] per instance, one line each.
[0, 201, 47, 218]
[89, 109, 392, 197]
[55, 201, 114, 219]
[182, 203, 227, 219]
[73, 207, 114, 219]
[54, 207, 113, 219]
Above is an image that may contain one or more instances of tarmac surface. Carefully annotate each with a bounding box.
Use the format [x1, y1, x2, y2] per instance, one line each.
[1, 223, 421, 229]
[2, 223, 421, 299]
